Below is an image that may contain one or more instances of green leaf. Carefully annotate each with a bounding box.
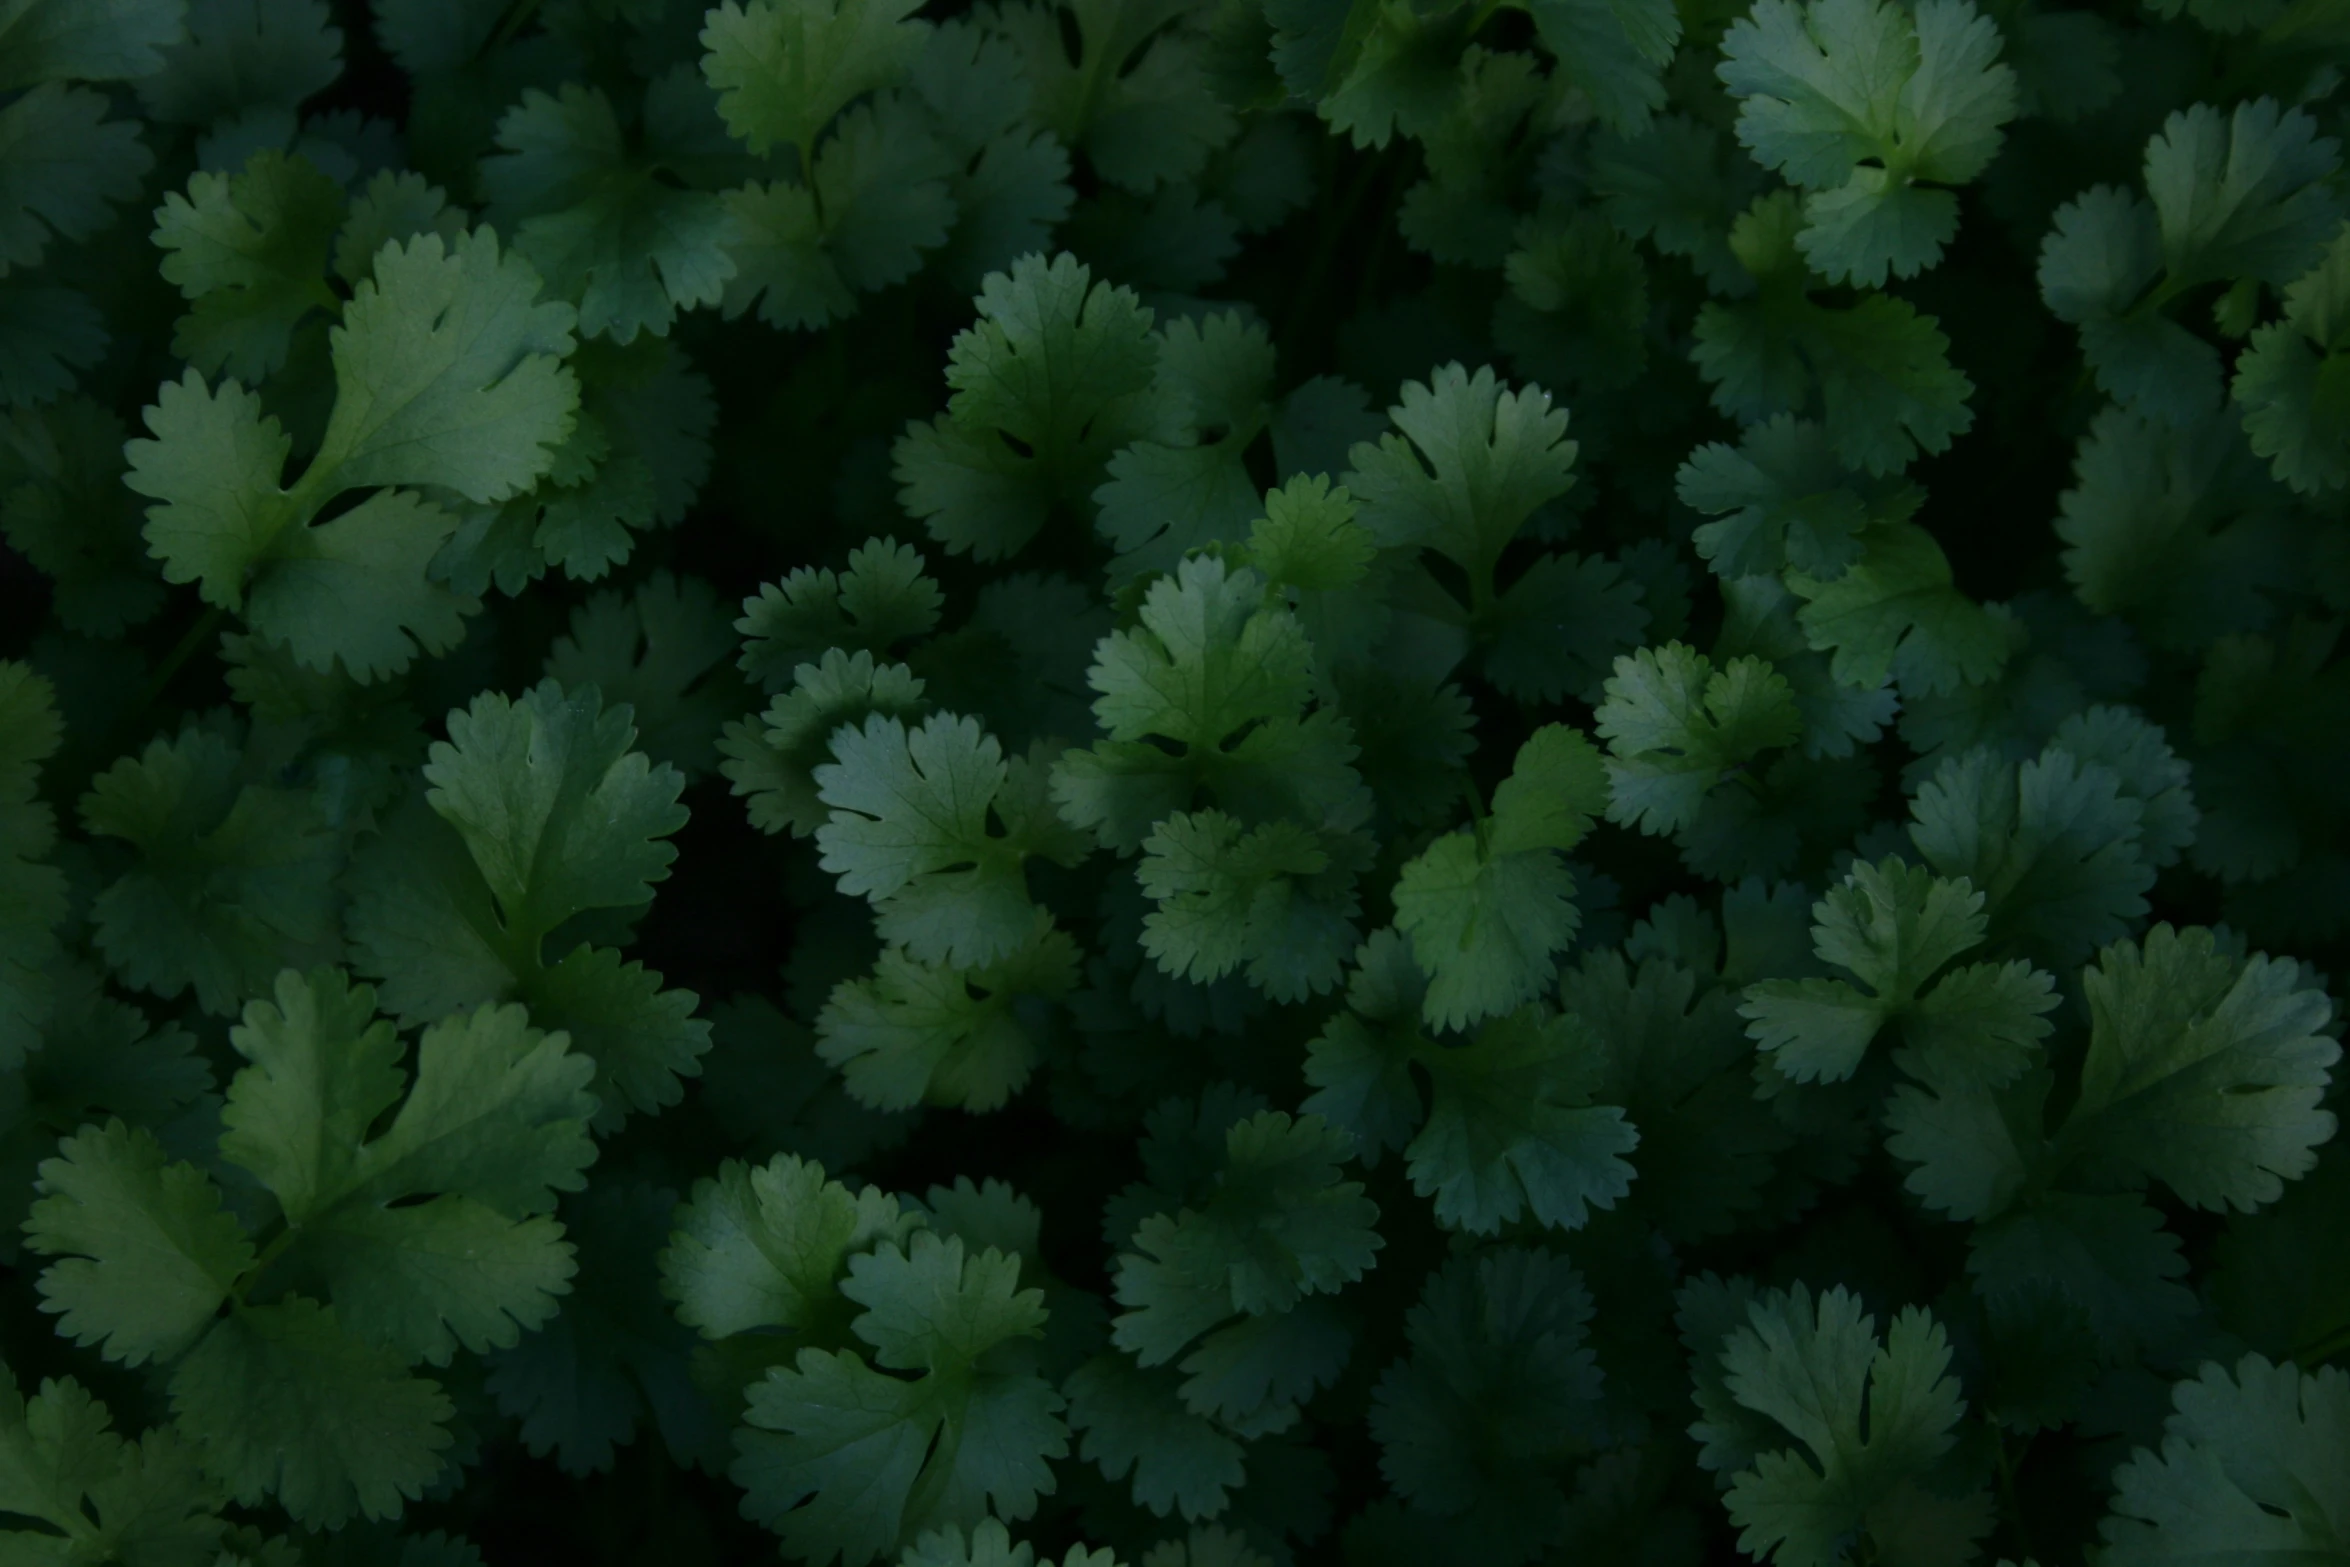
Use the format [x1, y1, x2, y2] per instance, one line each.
[0, 84, 155, 277]
[220, 969, 596, 1362]
[894, 253, 1165, 561]
[661, 1150, 910, 1341]
[153, 148, 346, 380]
[1368, 1247, 1601, 1547]
[736, 536, 944, 692]
[2233, 221, 2350, 494]
[483, 82, 737, 344]
[0, 0, 188, 90]
[1065, 1354, 1244, 1520]
[1694, 194, 1976, 473]
[2100, 1356, 2350, 1566]
[1596, 643, 1801, 836]
[1718, 0, 2015, 286]
[2062, 925, 2337, 1214]
[1111, 1110, 1381, 1366]
[1406, 1007, 1638, 1235]
[0, 397, 167, 636]
[990, 0, 1235, 192]
[1523, 0, 1680, 132]
[702, 0, 929, 164]
[734, 1231, 1066, 1566]
[1711, 1285, 1993, 1567]
[903, 1519, 1122, 1567]
[1391, 724, 1605, 1031]
[0, 1367, 226, 1567]
[1907, 740, 2153, 969]
[1784, 523, 2016, 697]
[816, 915, 1080, 1111]
[25, 1120, 253, 1367]
[1677, 415, 1919, 581]
[348, 681, 707, 1121]
[79, 725, 341, 1015]
[426, 680, 687, 943]
[1137, 810, 1361, 1003]
[719, 97, 954, 332]
[1053, 554, 1366, 853]
[135, 0, 344, 128]
[168, 1295, 453, 1527]
[816, 712, 1080, 969]
[2039, 100, 2343, 426]
[1740, 858, 2055, 1085]
[722, 650, 930, 837]
[126, 228, 579, 678]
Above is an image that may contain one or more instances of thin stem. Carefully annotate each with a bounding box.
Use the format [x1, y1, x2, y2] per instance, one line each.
[231, 1221, 305, 1306]
[2293, 1321, 2350, 1368]
[487, 0, 546, 51]
[1994, 1429, 2037, 1564]
[128, 605, 227, 720]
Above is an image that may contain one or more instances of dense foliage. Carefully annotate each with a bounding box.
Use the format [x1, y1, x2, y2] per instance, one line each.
[2, 0, 2347, 1563]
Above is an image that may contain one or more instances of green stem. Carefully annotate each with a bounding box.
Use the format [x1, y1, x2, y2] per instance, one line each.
[2293, 1321, 2350, 1367]
[1994, 1429, 2037, 1564]
[128, 605, 227, 719]
[232, 1222, 305, 1306]
[487, 0, 545, 51]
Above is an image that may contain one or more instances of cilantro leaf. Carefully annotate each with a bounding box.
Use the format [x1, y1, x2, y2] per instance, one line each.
[904, 1520, 1121, 1567]
[1596, 643, 1802, 836]
[0, 83, 156, 278]
[1561, 951, 1793, 1242]
[27, 971, 597, 1526]
[894, 253, 1165, 561]
[1676, 415, 1921, 580]
[543, 569, 747, 779]
[2039, 100, 2343, 425]
[0, 1366, 227, 1566]
[722, 649, 930, 837]
[79, 725, 341, 1015]
[734, 1231, 1066, 1566]
[736, 536, 944, 693]
[1065, 1353, 1244, 1520]
[1694, 193, 1977, 473]
[153, 148, 345, 381]
[482, 78, 738, 343]
[991, 0, 1236, 192]
[1391, 724, 1606, 1031]
[1706, 1285, 1993, 1567]
[1137, 810, 1362, 1003]
[815, 712, 1084, 968]
[1784, 522, 2016, 697]
[1110, 1110, 1381, 1366]
[347, 680, 708, 1120]
[1523, 0, 1680, 132]
[2064, 924, 2337, 1214]
[127, 228, 580, 678]
[1053, 554, 1366, 852]
[663, 1151, 912, 1347]
[1741, 858, 2055, 1085]
[2232, 220, 2350, 494]
[135, 0, 342, 129]
[0, 0, 188, 90]
[1718, 0, 2017, 287]
[1906, 739, 2153, 969]
[702, 0, 929, 167]
[2100, 1356, 2349, 1565]
[24, 1119, 253, 1367]
[0, 397, 167, 635]
[816, 914, 1080, 1111]
[167, 1294, 453, 1527]
[1406, 1007, 1639, 1235]
[1367, 1247, 1601, 1555]
[719, 95, 954, 331]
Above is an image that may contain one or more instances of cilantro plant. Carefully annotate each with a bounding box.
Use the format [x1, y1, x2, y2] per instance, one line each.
[2, 0, 2347, 1564]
